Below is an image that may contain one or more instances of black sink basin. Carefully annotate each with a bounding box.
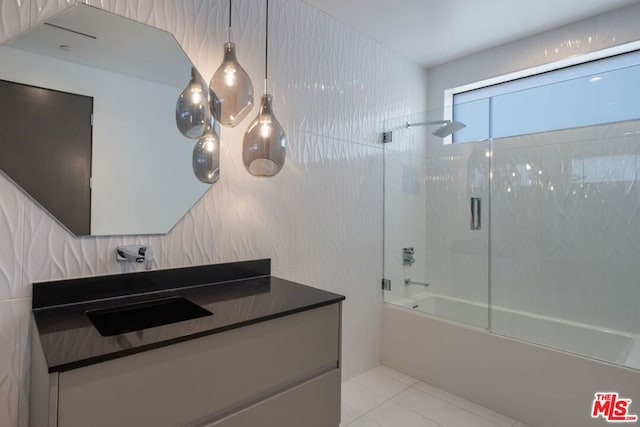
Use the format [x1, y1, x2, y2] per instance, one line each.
[86, 297, 213, 337]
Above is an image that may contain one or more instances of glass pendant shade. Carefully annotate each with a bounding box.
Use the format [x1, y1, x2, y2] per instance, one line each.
[210, 42, 254, 127]
[193, 121, 220, 184]
[176, 67, 209, 139]
[242, 94, 286, 177]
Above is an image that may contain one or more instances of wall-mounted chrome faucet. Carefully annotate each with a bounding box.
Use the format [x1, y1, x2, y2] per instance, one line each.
[403, 247, 415, 266]
[117, 245, 154, 270]
[403, 247, 429, 287]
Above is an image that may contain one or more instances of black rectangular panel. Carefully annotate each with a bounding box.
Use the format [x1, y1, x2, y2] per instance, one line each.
[86, 297, 213, 337]
[32, 259, 271, 309]
[0, 79, 93, 235]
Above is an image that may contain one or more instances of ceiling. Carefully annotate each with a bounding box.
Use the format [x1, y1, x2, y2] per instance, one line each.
[303, 0, 640, 68]
[9, 4, 191, 88]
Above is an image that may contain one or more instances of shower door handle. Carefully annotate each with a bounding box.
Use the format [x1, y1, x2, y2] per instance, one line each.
[471, 197, 481, 230]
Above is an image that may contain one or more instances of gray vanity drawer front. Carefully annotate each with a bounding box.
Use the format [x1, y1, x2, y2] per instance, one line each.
[210, 369, 341, 427]
[57, 303, 340, 427]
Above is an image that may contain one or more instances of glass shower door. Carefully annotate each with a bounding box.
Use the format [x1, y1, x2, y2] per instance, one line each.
[383, 64, 640, 370]
[485, 62, 640, 369]
[489, 120, 640, 368]
[383, 109, 491, 329]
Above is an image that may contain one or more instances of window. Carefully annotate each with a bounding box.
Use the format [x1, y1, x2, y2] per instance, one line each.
[446, 42, 640, 143]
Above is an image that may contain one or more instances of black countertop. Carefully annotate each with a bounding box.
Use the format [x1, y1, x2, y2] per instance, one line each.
[32, 260, 345, 373]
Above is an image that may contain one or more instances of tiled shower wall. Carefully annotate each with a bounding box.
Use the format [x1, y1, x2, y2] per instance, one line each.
[0, 1, 428, 425]
[422, 3, 640, 331]
[490, 123, 640, 335]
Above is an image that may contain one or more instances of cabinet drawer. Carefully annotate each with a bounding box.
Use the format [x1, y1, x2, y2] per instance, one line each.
[57, 303, 340, 427]
[211, 369, 341, 427]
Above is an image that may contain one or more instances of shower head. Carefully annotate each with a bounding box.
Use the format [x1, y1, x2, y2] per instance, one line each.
[404, 119, 466, 138]
[432, 120, 466, 138]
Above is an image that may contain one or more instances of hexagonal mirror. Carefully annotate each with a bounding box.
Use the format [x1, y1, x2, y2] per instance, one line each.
[0, 4, 210, 236]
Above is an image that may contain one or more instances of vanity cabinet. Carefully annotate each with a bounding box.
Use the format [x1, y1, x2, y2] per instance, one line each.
[210, 370, 340, 427]
[31, 303, 342, 427]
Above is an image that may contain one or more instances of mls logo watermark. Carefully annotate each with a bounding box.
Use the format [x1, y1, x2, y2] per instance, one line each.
[592, 393, 638, 423]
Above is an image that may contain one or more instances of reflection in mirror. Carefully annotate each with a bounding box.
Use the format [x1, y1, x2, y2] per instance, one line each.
[175, 67, 210, 140]
[193, 116, 221, 184]
[0, 4, 211, 236]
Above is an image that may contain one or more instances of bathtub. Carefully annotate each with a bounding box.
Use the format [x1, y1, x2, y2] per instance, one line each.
[396, 292, 638, 368]
[381, 299, 640, 427]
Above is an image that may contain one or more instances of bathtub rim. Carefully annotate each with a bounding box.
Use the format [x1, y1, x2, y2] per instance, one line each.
[381, 302, 640, 427]
[398, 291, 636, 338]
[383, 300, 639, 373]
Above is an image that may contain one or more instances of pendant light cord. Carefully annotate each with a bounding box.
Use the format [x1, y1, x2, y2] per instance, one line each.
[228, 0, 232, 42]
[264, 0, 269, 93]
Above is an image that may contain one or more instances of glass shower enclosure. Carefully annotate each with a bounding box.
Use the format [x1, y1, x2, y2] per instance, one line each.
[382, 67, 640, 370]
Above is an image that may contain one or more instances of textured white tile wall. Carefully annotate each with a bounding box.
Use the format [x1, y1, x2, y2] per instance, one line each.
[0, 299, 30, 427]
[0, 0, 429, 425]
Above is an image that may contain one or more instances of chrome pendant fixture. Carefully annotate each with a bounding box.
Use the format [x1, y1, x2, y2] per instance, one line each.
[176, 67, 210, 139]
[242, 0, 286, 177]
[210, 0, 254, 127]
[193, 115, 220, 184]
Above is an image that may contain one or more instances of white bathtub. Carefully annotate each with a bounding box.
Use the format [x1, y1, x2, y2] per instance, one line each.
[397, 293, 638, 367]
[382, 302, 640, 427]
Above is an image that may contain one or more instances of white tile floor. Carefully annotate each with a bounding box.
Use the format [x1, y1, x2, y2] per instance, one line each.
[341, 366, 529, 427]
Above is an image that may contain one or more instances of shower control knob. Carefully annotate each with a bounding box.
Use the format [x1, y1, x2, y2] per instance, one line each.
[403, 247, 415, 266]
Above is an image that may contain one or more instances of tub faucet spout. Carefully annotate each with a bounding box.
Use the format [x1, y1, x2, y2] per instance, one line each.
[405, 279, 429, 287]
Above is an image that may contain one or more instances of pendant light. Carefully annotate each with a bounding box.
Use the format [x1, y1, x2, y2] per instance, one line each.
[242, 0, 286, 177]
[210, 0, 254, 127]
[193, 115, 220, 184]
[176, 67, 210, 139]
